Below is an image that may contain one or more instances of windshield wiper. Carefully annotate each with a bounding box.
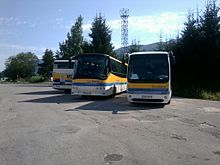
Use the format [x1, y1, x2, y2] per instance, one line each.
[153, 75, 168, 80]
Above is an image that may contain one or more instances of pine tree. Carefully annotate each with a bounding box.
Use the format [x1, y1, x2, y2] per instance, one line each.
[38, 49, 54, 78]
[199, 0, 220, 81]
[89, 13, 114, 56]
[200, 0, 220, 59]
[181, 12, 201, 59]
[58, 15, 83, 59]
[82, 40, 93, 53]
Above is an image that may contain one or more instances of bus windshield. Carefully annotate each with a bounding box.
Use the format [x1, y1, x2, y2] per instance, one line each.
[128, 54, 169, 83]
[73, 55, 109, 80]
[54, 61, 74, 69]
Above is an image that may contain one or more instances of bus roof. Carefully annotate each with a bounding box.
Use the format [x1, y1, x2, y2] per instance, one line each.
[76, 53, 123, 63]
[129, 51, 169, 56]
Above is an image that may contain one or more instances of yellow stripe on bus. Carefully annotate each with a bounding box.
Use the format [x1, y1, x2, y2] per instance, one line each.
[127, 82, 169, 89]
[73, 73, 127, 84]
[53, 73, 72, 81]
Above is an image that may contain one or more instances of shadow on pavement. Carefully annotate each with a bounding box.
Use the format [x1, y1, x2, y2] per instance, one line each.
[17, 90, 65, 95]
[16, 83, 52, 87]
[18, 94, 84, 104]
[68, 95, 165, 112]
[19, 93, 165, 111]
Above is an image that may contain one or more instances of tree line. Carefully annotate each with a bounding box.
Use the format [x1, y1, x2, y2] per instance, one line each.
[162, 0, 220, 90]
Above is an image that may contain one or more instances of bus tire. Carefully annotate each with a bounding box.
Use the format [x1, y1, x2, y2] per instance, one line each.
[165, 100, 171, 105]
[64, 89, 71, 94]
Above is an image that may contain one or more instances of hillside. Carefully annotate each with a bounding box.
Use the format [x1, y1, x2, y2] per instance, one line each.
[114, 42, 159, 58]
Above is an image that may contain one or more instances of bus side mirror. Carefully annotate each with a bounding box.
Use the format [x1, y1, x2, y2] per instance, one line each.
[105, 58, 111, 74]
[169, 51, 175, 65]
[106, 68, 110, 75]
[123, 53, 129, 64]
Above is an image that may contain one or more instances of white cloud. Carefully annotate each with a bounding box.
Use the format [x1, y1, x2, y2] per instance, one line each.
[109, 12, 187, 47]
[128, 12, 186, 35]
[0, 43, 43, 51]
[0, 43, 57, 71]
[82, 12, 186, 45]
[0, 43, 56, 57]
[55, 17, 64, 25]
[108, 19, 121, 30]
[0, 17, 27, 26]
[82, 24, 91, 31]
[29, 23, 37, 28]
[58, 9, 63, 13]
[0, 29, 16, 35]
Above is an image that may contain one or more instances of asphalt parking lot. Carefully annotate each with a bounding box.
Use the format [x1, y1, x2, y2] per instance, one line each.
[0, 83, 220, 165]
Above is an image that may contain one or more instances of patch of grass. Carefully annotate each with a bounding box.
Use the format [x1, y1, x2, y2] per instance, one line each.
[29, 75, 45, 83]
[199, 90, 220, 101]
[173, 85, 220, 101]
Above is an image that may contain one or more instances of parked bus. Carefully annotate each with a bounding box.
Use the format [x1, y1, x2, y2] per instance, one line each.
[127, 51, 174, 104]
[52, 59, 75, 90]
[71, 53, 127, 96]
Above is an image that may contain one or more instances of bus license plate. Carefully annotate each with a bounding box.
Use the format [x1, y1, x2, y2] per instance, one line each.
[142, 95, 152, 99]
[83, 92, 91, 95]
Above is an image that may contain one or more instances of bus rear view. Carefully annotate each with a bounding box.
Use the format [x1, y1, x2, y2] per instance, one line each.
[52, 60, 74, 90]
[127, 51, 172, 104]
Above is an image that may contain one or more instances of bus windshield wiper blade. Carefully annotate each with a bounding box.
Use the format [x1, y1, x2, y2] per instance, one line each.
[153, 75, 168, 80]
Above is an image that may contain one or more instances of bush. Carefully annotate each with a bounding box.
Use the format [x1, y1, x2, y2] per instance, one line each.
[16, 78, 26, 83]
[29, 75, 45, 83]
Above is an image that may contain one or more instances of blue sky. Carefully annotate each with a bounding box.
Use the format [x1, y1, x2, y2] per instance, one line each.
[0, 0, 208, 71]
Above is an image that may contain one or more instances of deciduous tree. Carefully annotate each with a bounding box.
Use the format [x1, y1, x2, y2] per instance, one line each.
[4, 52, 38, 81]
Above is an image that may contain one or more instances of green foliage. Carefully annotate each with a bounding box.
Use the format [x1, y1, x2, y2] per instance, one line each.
[167, 0, 220, 88]
[4, 52, 38, 81]
[82, 40, 93, 53]
[29, 75, 45, 83]
[89, 13, 115, 56]
[200, 0, 220, 60]
[162, 0, 220, 100]
[38, 49, 54, 78]
[58, 15, 83, 59]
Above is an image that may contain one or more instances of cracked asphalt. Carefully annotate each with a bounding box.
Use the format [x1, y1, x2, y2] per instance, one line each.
[0, 83, 220, 165]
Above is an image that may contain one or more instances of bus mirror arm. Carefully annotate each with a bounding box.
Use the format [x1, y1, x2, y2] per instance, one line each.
[169, 51, 176, 65]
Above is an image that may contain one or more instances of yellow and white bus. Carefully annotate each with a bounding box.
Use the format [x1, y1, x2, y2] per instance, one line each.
[71, 53, 127, 96]
[127, 51, 174, 104]
[52, 59, 75, 90]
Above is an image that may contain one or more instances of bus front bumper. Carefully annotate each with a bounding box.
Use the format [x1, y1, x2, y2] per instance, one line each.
[71, 86, 113, 96]
[127, 93, 171, 104]
[52, 84, 71, 90]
